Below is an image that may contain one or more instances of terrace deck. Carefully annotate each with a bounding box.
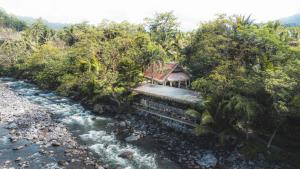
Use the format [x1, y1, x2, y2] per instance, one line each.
[133, 84, 202, 105]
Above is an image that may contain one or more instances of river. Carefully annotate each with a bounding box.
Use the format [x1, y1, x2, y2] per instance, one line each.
[0, 78, 181, 169]
[0, 77, 291, 169]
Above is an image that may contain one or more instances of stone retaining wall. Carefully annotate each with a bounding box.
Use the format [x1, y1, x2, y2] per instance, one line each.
[133, 94, 198, 132]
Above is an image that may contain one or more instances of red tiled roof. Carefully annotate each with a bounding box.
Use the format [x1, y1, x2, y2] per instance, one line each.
[144, 62, 179, 83]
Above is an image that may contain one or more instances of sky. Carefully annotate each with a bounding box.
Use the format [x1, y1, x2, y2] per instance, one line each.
[0, 0, 300, 31]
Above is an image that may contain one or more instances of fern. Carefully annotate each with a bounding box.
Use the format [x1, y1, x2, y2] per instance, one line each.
[185, 108, 201, 118]
[201, 110, 214, 125]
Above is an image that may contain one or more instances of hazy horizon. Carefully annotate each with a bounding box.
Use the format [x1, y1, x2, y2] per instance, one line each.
[1, 0, 300, 31]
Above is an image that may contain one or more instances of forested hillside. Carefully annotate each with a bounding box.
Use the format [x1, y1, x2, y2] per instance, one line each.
[0, 9, 27, 31]
[0, 11, 300, 165]
[281, 13, 300, 26]
[18, 16, 67, 30]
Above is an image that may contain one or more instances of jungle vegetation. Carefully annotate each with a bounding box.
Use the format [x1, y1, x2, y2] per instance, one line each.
[0, 10, 299, 161]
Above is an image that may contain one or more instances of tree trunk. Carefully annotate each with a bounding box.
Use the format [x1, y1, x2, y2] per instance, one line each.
[267, 125, 280, 149]
[246, 121, 249, 141]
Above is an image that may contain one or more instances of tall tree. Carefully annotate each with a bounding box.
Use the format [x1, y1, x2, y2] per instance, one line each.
[144, 11, 182, 60]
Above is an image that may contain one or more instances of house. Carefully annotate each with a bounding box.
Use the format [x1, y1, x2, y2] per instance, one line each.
[144, 62, 191, 88]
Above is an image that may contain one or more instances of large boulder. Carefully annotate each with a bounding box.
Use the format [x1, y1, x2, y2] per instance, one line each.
[196, 153, 218, 168]
[93, 104, 104, 114]
[118, 150, 134, 160]
[119, 121, 127, 128]
[125, 134, 140, 142]
[51, 140, 61, 147]
[106, 123, 115, 127]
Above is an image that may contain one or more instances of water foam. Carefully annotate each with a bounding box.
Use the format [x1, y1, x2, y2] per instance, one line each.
[82, 130, 158, 169]
[1, 78, 172, 169]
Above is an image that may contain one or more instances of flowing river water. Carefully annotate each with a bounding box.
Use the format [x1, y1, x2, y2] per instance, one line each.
[0, 78, 181, 169]
[1, 77, 292, 169]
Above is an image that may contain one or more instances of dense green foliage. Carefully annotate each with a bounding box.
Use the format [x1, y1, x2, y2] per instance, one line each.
[186, 15, 300, 148]
[145, 11, 185, 61]
[0, 11, 299, 153]
[0, 9, 27, 31]
[0, 18, 170, 109]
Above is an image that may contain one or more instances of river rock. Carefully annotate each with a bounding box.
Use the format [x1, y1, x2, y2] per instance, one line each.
[9, 136, 17, 142]
[125, 134, 140, 142]
[15, 157, 22, 162]
[106, 123, 115, 127]
[196, 153, 217, 168]
[18, 161, 30, 168]
[39, 149, 47, 155]
[93, 104, 104, 114]
[58, 160, 68, 166]
[13, 145, 24, 150]
[115, 165, 122, 169]
[125, 120, 131, 126]
[7, 122, 17, 129]
[51, 140, 61, 146]
[119, 121, 127, 128]
[4, 160, 12, 165]
[118, 150, 134, 160]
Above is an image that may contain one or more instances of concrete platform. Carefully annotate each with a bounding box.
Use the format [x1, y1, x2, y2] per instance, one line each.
[133, 84, 202, 105]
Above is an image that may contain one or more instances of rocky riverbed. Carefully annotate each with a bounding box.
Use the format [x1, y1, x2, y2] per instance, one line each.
[0, 78, 296, 169]
[0, 78, 180, 169]
[109, 114, 290, 169]
[0, 83, 104, 169]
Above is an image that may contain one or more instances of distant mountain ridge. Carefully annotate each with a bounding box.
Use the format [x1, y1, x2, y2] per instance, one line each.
[280, 13, 300, 26]
[18, 16, 68, 30]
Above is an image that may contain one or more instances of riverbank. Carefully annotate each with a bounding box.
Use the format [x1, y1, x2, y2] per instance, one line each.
[0, 78, 297, 169]
[0, 78, 181, 169]
[111, 112, 295, 169]
[0, 82, 104, 169]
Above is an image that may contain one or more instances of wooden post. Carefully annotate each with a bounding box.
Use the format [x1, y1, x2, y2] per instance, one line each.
[151, 64, 154, 84]
[170, 82, 173, 87]
[178, 81, 181, 88]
